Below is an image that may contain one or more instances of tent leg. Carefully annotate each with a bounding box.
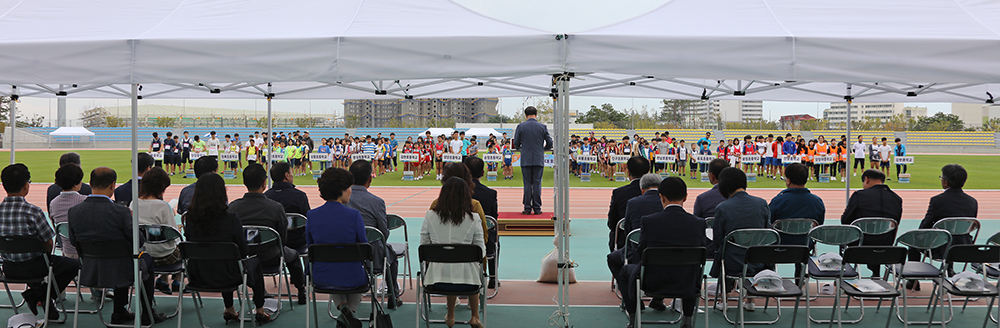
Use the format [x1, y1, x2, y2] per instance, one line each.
[553, 73, 571, 328]
[266, 84, 273, 187]
[131, 83, 142, 328]
[844, 84, 852, 203]
[8, 86, 16, 164]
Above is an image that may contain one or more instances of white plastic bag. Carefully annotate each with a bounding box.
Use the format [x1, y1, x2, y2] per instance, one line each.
[751, 270, 784, 292]
[949, 271, 987, 292]
[537, 248, 576, 283]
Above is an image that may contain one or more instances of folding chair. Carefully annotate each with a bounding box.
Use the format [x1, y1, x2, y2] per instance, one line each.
[805, 225, 863, 324]
[175, 242, 257, 328]
[834, 246, 907, 328]
[286, 214, 308, 255]
[771, 219, 819, 246]
[244, 225, 293, 313]
[484, 215, 499, 299]
[304, 243, 378, 328]
[931, 217, 981, 265]
[416, 244, 487, 328]
[0, 236, 66, 327]
[932, 245, 1000, 328]
[387, 214, 412, 294]
[54, 222, 103, 314]
[0, 257, 25, 310]
[621, 229, 642, 311]
[362, 226, 388, 309]
[973, 232, 1000, 323]
[139, 224, 185, 318]
[737, 245, 809, 328]
[634, 247, 708, 327]
[72, 239, 156, 328]
[613, 218, 626, 298]
[892, 229, 952, 325]
[716, 228, 780, 325]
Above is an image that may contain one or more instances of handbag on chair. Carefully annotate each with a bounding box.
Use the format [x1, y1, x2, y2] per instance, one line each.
[368, 298, 393, 328]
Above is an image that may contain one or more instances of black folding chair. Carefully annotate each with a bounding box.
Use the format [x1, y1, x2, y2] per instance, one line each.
[737, 245, 810, 328]
[304, 243, 377, 328]
[892, 229, 952, 325]
[72, 239, 155, 328]
[387, 214, 413, 293]
[0, 235, 65, 327]
[634, 247, 708, 327]
[364, 226, 388, 308]
[484, 215, 499, 299]
[612, 218, 626, 299]
[805, 225, 863, 324]
[416, 244, 487, 328]
[933, 245, 1000, 328]
[244, 225, 293, 312]
[834, 246, 907, 328]
[286, 214, 308, 256]
[176, 242, 256, 328]
[716, 228, 779, 325]
[139, 224, 184, 318]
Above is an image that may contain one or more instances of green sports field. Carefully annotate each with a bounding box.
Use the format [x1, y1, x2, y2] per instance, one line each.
[0, 150, 991, 189]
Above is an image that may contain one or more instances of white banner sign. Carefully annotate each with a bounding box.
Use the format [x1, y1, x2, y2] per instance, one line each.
[576, 155, 598, 164]
[207, 148, 219, 156]
[190, 152, 205, 160]
[270, 153, 286, 162]
[482, 153, 503, 163]
[148, 152, 164, 160]
[309, 153, 331, 162]
[247, 154, 258, 161]
[655, 154, 676, 162]
[351, 153, 375, 161]
[610, 154, 630, 164]
[813, 155, 835, 164]
[220, 152, 239, 162]
[781, 155, 801, 163]
[741, 155, 761, 163]
[442, 154, 462, 163]
[894, 156, 914, 165]
[695, 155, 714, 164]
[399, 153, 420, 162]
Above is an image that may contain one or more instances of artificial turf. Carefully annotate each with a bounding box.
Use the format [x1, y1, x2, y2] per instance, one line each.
[0, 150, 990, 189]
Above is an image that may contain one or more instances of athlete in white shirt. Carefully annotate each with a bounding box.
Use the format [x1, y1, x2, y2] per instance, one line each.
[852, 135, 867, 176]
[877, 137, 892, 179]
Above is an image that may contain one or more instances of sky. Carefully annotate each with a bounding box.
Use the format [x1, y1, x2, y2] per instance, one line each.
[8, 0, 955, 125]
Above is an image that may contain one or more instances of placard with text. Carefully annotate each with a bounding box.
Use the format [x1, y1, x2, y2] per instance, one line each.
[894, 156, 914, 165]
[781, 155, 801, 163]
[400, 153, 419, 162]
[220, 152, 239, 162]
[482, 153, 503, 163]
[351, 153, 375, 161]
[610, 154, 630, 164]
[577, 155, 598, 164]
[148, 152, 164, 160]
[655, 154, 676, 162]
[813, 155, 835, 164]
[741, 155, 761, 163]
[309, 153, 331, 162]
[442, 154, 462, 163]
[695, 155, 714, 164]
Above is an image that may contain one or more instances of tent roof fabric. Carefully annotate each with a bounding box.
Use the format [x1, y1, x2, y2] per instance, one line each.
[48, 127, 95, 136]
[0, 0, 998, 102]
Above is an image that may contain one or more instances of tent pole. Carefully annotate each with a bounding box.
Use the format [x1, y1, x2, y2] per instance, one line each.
[8, 86, 16, 164]
[266, 83, 273, 187]
[130, 83, 141, 328]
[844, 83, 852, 203]
[553, 73, 571, 327]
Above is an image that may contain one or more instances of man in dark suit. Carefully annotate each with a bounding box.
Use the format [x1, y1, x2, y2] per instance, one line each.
[46, 152, 92, 212]
[68, 167, 165, 324]
[607, 157, 650, 251]
[621, 177, 706, 328]
[113, 152, 153, 206]
[609, 172, 664, 310]
[512, 106, 553, 215]
[840, 169, 902, 277]
[465, 156, 501, 288]
[910, 164, 976, 281]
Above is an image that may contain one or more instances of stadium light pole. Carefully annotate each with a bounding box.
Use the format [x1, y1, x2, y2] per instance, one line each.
[130, 83, 141, 328]
[845, 83, 852, 203]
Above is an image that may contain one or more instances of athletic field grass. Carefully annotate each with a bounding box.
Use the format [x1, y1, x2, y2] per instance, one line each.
[0, 150, 991, 189]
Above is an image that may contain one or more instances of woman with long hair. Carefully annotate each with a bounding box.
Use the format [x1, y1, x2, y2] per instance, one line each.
[130, 167, 182, 293]
[183, 174, 272, 323]
[429, 163, 488, 244]
[306, 167, 368, 328]
[421, 177, 486, 328]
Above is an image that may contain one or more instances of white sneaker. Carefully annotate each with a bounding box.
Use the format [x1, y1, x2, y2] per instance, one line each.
[743, 302, 756, 312]
[841, 177, 845, 182]
[668, 299, 682, 313]
[714, 302, 726, 312]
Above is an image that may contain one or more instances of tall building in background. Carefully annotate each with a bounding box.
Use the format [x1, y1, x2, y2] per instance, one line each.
[823, 103, 927, 126]
[344, 98, 498, 127]
[952, 103, 1000, 129]
[680, 100, 763, 128]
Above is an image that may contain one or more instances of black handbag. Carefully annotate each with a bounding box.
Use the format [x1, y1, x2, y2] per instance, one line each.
[369, 299, 393, 328]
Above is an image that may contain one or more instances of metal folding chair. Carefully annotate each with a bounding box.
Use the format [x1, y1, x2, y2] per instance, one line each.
[387, 214, 412, 294]
[805, 225, 863, 324]
[716, 228, 780, 325]
[304, 243, 377, 328]
[931, 217, 981, 263]
[635, 247, 708, 327]
[737, 245, 810, 328]
[286, 214, 308, 255]
[834, 246, 907, 328]
[973, 232, 1000, 323]
[244, 225, 293, 313]
[613, 218, 626, 298]
[72, 239, 156, 328]
[416, 244, 487, 328]
[771, 219, 819, 245]
[175, 242, 257, 328]
[139, 224, 185, 319]
[934, 245, 1000, 328]
[360, 226, 387, 310]
[892, 229, 953, 325]
[484, 216, 499, 299]
[0, 235, 65, 327]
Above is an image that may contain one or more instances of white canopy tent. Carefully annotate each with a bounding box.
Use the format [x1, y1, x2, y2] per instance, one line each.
[48, 127, 94, 137]
[1, 0, 999, 326]
[463, 128, 502, 140]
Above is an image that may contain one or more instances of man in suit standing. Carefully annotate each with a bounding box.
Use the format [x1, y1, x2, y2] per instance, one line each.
[608, 173, 664, 310]
[840, 169, 902, 277]
[68, 167, 165, 324]
[607, 157, 650, 251]
[464, 156, 501, 288]
[113, 152, 153, 206]
[512, 106, 553, 215]
[909, 164, 976, 284]
[621, 177, 706, 328]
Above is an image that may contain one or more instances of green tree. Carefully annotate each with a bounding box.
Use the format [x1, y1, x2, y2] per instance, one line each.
[659, 99, 693, 125]
[155, 117, 177, 128]
[343, 116, 362, 128]
[0, 96, 46, 129]
[912, 112, 964, 131]
[105, 116, 127, 127]
[486, 115, 513, 124]
[577, 103, 627, 128]
[293, 117, 317, 128]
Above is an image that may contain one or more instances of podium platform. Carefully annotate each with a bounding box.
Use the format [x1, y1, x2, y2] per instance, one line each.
[496, 212, 557, 236]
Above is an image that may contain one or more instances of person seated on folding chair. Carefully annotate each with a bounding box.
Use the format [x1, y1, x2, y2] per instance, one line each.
[131, 167, 183, 294]
[183, 174, 273, 323]
[709, 167, 771, 312]
[908, 163, 978, 289]
[346, 160, 401, 308]
[621, 177, 706, 328]
[307, 167, 369, 328]
[228, 163, 308, 304]
[608, 173, 664, 310]
[463, 156, 500, 289]
[840, 169, 902, 277]
[767, 163, 825, 280]
[67, 167, 167, 324]
[421, 177, 486, 328]
[0, 164, 81, 319]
